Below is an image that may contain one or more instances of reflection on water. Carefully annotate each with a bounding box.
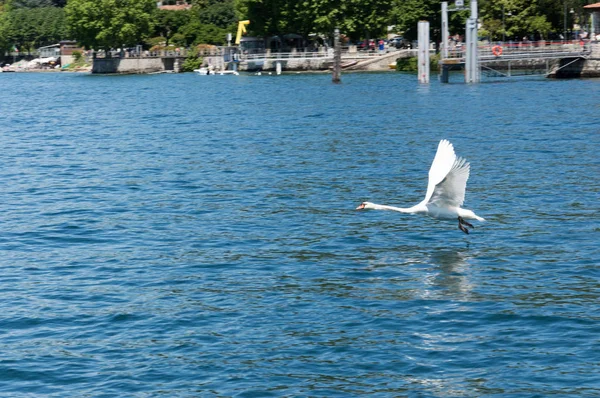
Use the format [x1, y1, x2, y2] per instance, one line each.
[359, 244, 478, 313]
[428, 249, 475, 299]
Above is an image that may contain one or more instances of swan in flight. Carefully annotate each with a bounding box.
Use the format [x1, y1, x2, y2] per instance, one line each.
[356, 139, 484, 234]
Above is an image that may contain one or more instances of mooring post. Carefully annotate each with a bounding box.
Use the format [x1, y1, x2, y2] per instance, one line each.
[332, 27, 342, 84]
[440, 65, 449, 83]
[441, 2, 449, 59]
[464, 0, 480, 83]
[418, 21, 430, 84]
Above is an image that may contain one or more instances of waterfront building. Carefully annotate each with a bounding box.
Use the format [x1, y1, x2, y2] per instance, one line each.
[584, 2, 600, 40]
[157, 1, 191, 11]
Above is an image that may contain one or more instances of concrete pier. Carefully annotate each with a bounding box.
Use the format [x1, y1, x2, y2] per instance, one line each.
[548, 43, 600, 78]
[440, 41, 599, 82]
[92, 56, 186, 74]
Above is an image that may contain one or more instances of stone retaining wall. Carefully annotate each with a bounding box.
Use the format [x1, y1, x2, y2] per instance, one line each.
[92, 57, 183, 74]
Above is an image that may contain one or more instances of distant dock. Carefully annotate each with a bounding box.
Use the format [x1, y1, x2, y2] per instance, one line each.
[440, 41, 597, 82]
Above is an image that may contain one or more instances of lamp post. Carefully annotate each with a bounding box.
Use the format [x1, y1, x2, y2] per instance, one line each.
[563, 1, 567, 42]
[502, 4, 506, 42]
[502, 6, 511, 43]
[570, 8, 575, 40]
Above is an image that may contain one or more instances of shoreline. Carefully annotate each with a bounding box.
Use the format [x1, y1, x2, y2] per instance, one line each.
[1, 67, 92, 73]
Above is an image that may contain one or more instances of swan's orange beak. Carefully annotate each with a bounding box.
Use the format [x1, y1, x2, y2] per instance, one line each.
[356, 203, 365, 210]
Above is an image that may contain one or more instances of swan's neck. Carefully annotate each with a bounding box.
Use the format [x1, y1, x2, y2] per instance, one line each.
[370, 203, 422, 214]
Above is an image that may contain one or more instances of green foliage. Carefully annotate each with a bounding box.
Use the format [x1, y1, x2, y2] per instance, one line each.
[146, 36, 166, 48]
[395, 56, 417, 72]
[478, 0, 578, 41]
[174, 0, 236, 46]
[180, 20, 228, 46]
[390, 0, 469, 42]
[149, 44, 176, 52]
[430, 53, 440, 70]
[234, 0, 393, 40]
[231, 0, 583, 44]
[396, 53, 439, 72]
[5, 0, 66, 7]
[170, 32, 186, 46]
[149, 1, 236, 48]
[154, 9, 190, 46]
[1, 6, 65, 53]
[181, 47, 202, 72]
[0, 13, 8, 55]
[195, 0, 236, 29]
[65, 0, 156, 50]
[527, 15, 553, 40]
[66, 50, 89, 69]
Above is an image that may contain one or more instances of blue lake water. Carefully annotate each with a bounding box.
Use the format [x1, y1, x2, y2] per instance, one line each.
[0, 71, 599, 396]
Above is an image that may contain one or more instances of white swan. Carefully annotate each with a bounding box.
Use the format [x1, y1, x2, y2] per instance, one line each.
[356, 139, 484, 234]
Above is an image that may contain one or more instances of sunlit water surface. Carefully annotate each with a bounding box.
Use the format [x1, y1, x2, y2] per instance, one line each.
[0, 71, 599, 397]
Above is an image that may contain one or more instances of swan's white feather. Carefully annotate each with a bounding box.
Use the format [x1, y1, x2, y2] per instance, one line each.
[421, 139, 457, 205]
[427, 156, 470, 207]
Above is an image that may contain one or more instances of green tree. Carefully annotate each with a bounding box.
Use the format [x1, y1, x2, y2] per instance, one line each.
[234, 0, 393, 40]
[36, 7, 66, 45]
[390, 0, 469, 43]
[171, 0, 236, 45]
[194, 0, 237, 29]
[0, 13, 9, 56]
[479, 0, 562, 41]
[1, 0, 66, 8]
[528, 15, 552, 39]
[388, 0, 564, 43]
[154, 9, 190, 46]
[181, 46, 202, 71]
[65, 0, 156, 51]
[179, 19, 228, 45]
[4, 8, 34, 52]
[309, 0, 394, 40]
[1, 6, 64, 53]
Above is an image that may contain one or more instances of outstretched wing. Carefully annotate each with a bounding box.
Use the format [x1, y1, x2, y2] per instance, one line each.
[421, 139, 456, 204]
[427, 156, 470, 207]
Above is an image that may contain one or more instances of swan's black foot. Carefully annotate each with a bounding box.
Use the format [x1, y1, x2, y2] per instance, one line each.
[459, 217, 474, 229]
[458, 217, 471, 234]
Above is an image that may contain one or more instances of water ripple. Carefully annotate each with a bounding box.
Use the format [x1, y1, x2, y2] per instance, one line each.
[0, 72, 598, 396]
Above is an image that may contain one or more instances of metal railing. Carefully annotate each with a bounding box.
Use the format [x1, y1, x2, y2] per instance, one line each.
[93, 48, 197, 58]
[239, 47, 412, 62]
[88, 45, 415, 62]
[93, 51, 179, 59]
[242, 50, 331, 61]
[445, 40, 590, 62]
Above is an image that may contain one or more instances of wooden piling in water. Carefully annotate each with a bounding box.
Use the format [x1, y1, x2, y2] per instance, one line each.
[332, 28, 341, 84]
[418, 21, 430, 83]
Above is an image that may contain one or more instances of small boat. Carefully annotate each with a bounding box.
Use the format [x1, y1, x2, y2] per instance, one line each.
[216, 70, 239, 75]
[1, 64, 16, 72]
[194, 67, 239, 76]
[194, 67, 209, 75]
